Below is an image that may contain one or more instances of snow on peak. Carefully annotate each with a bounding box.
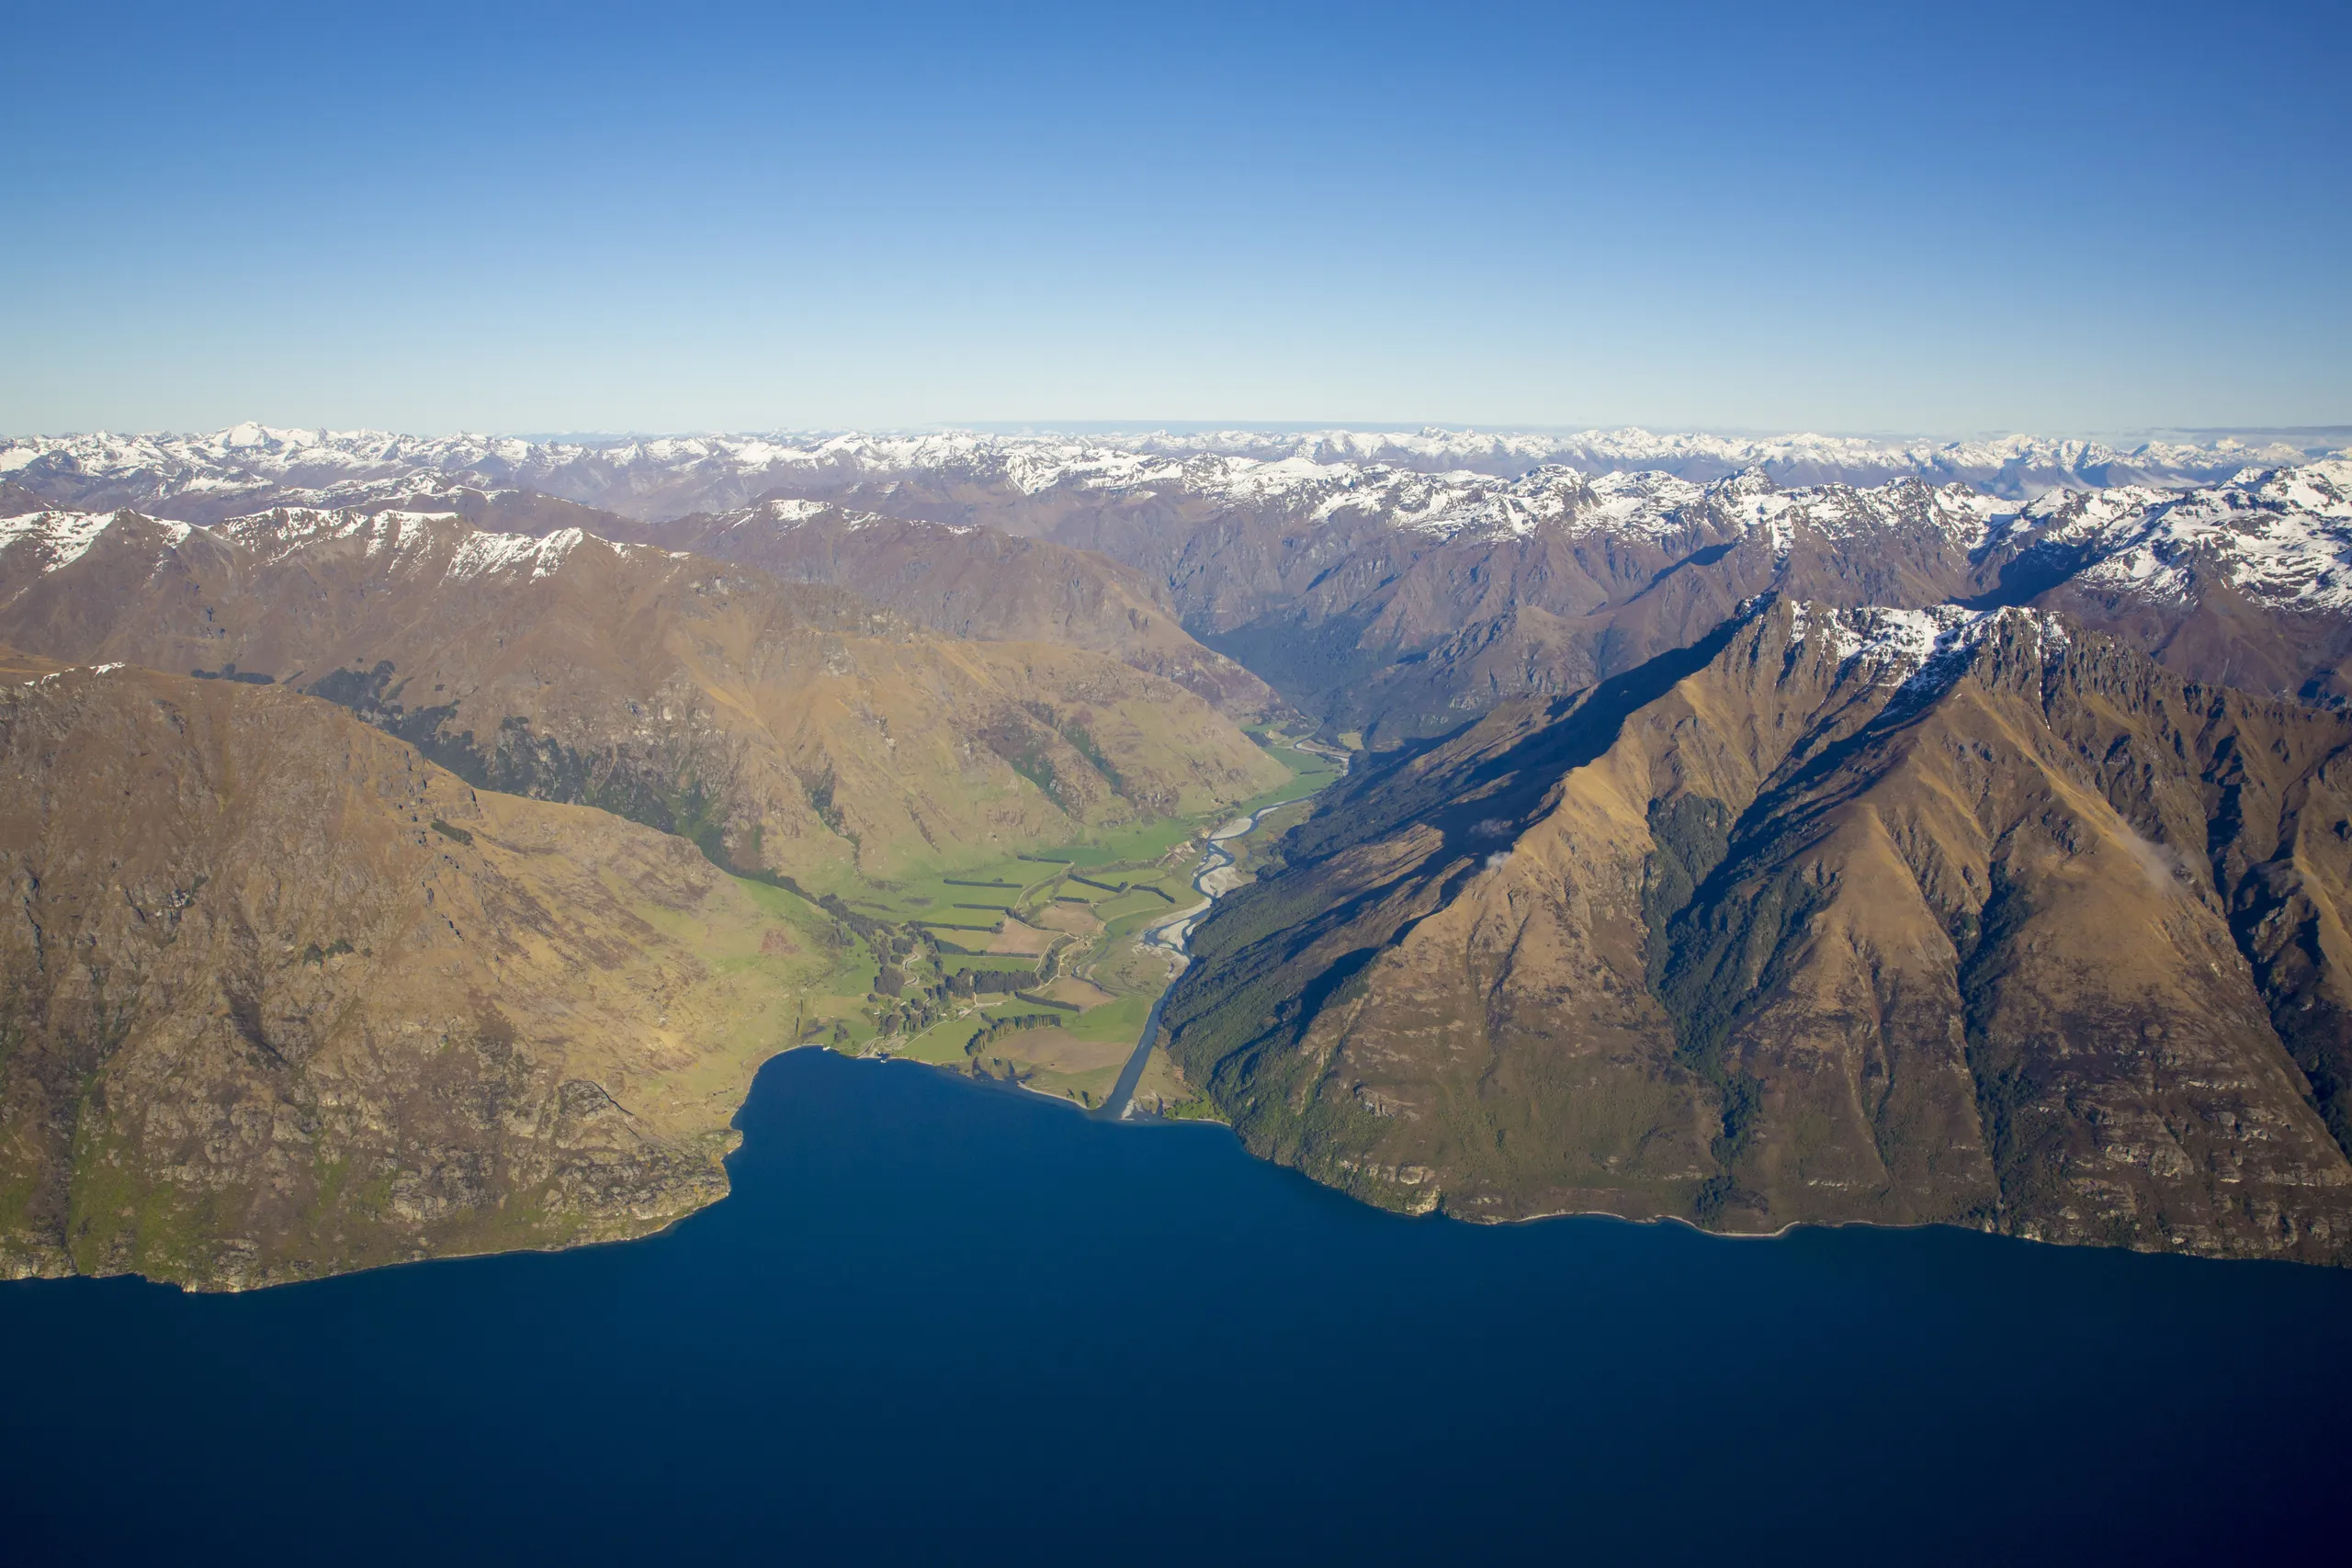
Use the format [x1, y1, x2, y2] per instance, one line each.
[447, 525, 589, 581]
[2027, 457, 2352, 611]
[710, 499, 939, 539]
[0, 508, 188, 573]
[1, 423, 2323, 527]
[209, 504, 616, 584]
[8, 430, 2346, 626]
[1788, 602, 2067, 692]
[11, 660, 130, 689]
[754, 499, 835, 525]
[212, 505, 490, 570]
[2, 509, 130, 570]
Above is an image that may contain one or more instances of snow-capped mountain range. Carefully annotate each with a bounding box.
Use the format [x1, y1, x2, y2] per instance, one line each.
[0, 504, 642, 592]
[2009, 460, 2352, 614]
[10, 422, 2352, 741]
[3, 422, 2334, 527]
[8, 407, 2350, 622]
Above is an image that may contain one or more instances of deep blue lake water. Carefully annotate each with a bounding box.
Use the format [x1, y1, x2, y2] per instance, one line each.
[6, 1046, 2347, 1564]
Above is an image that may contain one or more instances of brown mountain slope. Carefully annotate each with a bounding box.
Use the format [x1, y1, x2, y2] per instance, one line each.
[757, 464, 1340, 628]
[57, 480, 1283, 716]
[356, 481, 666, 543]
[784, 468, 2017, 742]
[0, 508, 1287, 889]
[783, 460, 2352, 749]
[0, 653, 825, 1290]
[2035, 565, 2352, 709]
[1254, 476, 2000, 740]
[645, 501, 1280, 716]
[1160, 600, 2352, 1263]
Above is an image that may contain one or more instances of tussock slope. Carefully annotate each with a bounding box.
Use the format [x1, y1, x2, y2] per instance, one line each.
[0, 507, 1287, 887]
[649, 500, 1281, 716]
[0, 652, 820, 1289]
[1162, 600, 2352, 1262]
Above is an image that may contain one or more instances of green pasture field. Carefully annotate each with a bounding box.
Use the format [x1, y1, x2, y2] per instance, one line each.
[1102, 903, 1188, 941]
[795, 729, 1339, 921]
[1065, 989, 1154, 1046]
[1090, 889, 1170, 924]
[756, 728, 1345, 1078]
[895, 1015, 982, 1066]
[1230, 738, 1344, 816]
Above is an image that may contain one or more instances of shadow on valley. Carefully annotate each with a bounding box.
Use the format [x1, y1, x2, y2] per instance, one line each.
[1286, 611, 1747, 874]
[1158, 618, 1756, 1122]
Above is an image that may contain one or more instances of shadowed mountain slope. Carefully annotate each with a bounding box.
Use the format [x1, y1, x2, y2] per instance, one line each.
[1159, 599, 2352, 1263]
[781, 458, 2352, 744]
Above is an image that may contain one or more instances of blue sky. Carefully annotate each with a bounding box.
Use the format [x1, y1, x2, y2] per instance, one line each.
[4, 0, 2345, 436]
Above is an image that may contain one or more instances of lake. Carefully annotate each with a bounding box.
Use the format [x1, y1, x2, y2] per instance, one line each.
[6, 1046, 2346, 1563]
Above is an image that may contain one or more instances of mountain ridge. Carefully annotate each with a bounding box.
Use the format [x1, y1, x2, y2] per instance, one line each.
[1159, 597, 2352, 1263]
[16, 424, 2351, 738]
[6, 423, 2331, 525]
[0, 503, 1288, 891]
[0, 649, 830, 1290]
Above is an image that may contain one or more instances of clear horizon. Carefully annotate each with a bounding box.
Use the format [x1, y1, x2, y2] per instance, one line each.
[6, 1, 2346, 436]
[11, 420, 2349, 451]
